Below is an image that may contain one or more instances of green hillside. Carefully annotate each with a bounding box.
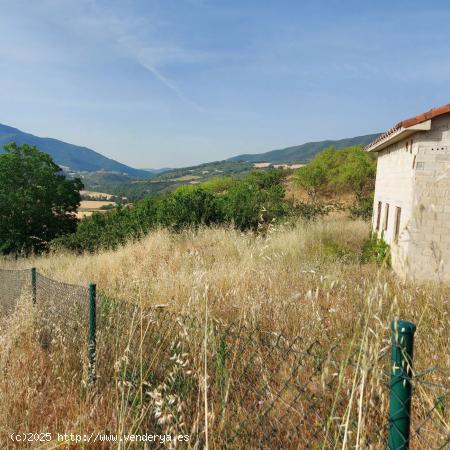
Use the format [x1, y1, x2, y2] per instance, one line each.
[228, 134, 379, 163]
[85, 160, 253, 201]
[84, 134, 381, 200]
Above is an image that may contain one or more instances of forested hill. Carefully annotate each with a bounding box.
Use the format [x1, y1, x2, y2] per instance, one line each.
[0, 123, 151, 178]
[228, 133, 380, 163]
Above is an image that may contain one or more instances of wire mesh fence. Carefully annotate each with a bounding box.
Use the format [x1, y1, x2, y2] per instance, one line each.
[34, 272, 90, 383]
[0, 268, 30, 316]
[0, 267, 449, 449]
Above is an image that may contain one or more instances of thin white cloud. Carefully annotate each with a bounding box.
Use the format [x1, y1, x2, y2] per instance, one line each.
[136, 59, 205, 111]
[68, 1, 207, 110]
[2, 0, 206, 110]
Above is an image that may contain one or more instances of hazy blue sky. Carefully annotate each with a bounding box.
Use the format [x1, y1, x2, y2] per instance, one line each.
[1, 0, 450, 168]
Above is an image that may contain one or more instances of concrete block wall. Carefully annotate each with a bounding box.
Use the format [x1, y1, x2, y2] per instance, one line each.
[372, 141, 415, 245]
[401, 175, 450, 282]
[373, 112, 450, 283]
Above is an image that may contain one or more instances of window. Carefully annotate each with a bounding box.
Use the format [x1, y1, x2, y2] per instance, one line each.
[394, 207, 402, 242]
[384, 204, 389, 232]
[376, 201, 382, 230]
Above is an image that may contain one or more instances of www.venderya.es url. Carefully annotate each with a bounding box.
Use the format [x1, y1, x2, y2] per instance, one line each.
[10, 432, 190, 444]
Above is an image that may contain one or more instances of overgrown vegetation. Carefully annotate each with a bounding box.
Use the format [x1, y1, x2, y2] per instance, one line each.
[294, 145, 376, 218]
[82, 160, 254, 201]
[53, 170, 303, 252]
[2, 143, 379, 255]
[1, 219, 448, 448]
[361, 232, 391, 266]
[349, 193, 374, 220]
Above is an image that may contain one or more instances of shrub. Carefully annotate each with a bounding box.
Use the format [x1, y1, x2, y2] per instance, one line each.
[321, 237, 361, 264]
[52, 198, 159, 252]
[288, 201, 334, 222]
[221, 171, 286, 231]
[52, 170, 291, 252]
[361, 233, 391, 266]
[200, 176, 236, 194]
[157, 186, 223, 231]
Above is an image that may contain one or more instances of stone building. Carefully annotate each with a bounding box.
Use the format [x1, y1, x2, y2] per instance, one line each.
[365, 104, 450, 283]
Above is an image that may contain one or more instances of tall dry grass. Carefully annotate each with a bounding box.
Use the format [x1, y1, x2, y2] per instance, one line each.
[0, 217, 448, 448]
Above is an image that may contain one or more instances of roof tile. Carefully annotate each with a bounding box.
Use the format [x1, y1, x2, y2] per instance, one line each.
[366, 103, 450, 150]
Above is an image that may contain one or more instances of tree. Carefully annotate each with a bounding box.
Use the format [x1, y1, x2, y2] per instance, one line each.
[331, 147, 376, 199]
[294, 146, 376, 200]
[0, 143, 83, 254]
[294, 164, 327, 201]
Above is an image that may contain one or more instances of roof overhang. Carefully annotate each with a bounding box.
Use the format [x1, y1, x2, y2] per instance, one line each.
[365, 120, 431, 152]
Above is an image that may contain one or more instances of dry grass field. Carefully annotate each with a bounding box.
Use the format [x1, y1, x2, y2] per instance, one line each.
[0, 218, 448, 448]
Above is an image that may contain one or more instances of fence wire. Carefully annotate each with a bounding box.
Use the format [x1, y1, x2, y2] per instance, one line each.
[34, 272, 90, 382]
[0, 267, 449, 449]
[0, 268, 30, 317]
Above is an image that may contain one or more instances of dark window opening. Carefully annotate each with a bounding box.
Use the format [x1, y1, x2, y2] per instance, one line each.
[394, 207, 402, 242]
[384, 204, 389, 232]
[376, 201, 382, 230]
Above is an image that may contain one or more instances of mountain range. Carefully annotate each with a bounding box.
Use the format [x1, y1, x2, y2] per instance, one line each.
[0, 123, 151, 178]
[0, 123, 379, 183]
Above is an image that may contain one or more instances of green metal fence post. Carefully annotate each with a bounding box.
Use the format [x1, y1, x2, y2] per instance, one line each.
[88, 283, 97, 384]
[31, 267, 37, 304]
[388, 319, 416, 450]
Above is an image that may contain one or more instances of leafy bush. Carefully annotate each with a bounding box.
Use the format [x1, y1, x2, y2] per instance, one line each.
[295, 146, 376, 200]
[361, 233, 391, 266]
[52, 198, 159, 252]
[321, 238, 361, 264]
[53, 170, 291, 252]
[157, 186, 223, 231]
[288, 201, 333, 222]
[200, 176, 236, 194]
[221, 171, 286, 231]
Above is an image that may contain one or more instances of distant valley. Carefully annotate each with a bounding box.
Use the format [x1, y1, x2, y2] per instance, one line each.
[104, 133, 379, 200]
[0, 122, 379, 200]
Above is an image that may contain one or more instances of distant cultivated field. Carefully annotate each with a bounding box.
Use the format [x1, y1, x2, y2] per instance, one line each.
[76, 200, 116, 219]
[79, 200, 115, 210]
[173, 175, 202, 181]
[80, 190, 114, 200]
[253, 162, 305, 169]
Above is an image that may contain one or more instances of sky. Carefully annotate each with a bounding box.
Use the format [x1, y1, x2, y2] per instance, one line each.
[1, 0, 450, 168]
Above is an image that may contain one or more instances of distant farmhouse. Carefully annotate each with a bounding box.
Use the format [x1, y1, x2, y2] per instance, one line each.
[366, 104, 450, 283]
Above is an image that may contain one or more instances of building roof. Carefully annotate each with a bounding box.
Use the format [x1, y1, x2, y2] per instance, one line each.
[365, 103, 450, 152]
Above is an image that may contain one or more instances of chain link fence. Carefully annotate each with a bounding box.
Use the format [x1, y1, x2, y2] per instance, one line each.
[0, 267, 449, 449]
